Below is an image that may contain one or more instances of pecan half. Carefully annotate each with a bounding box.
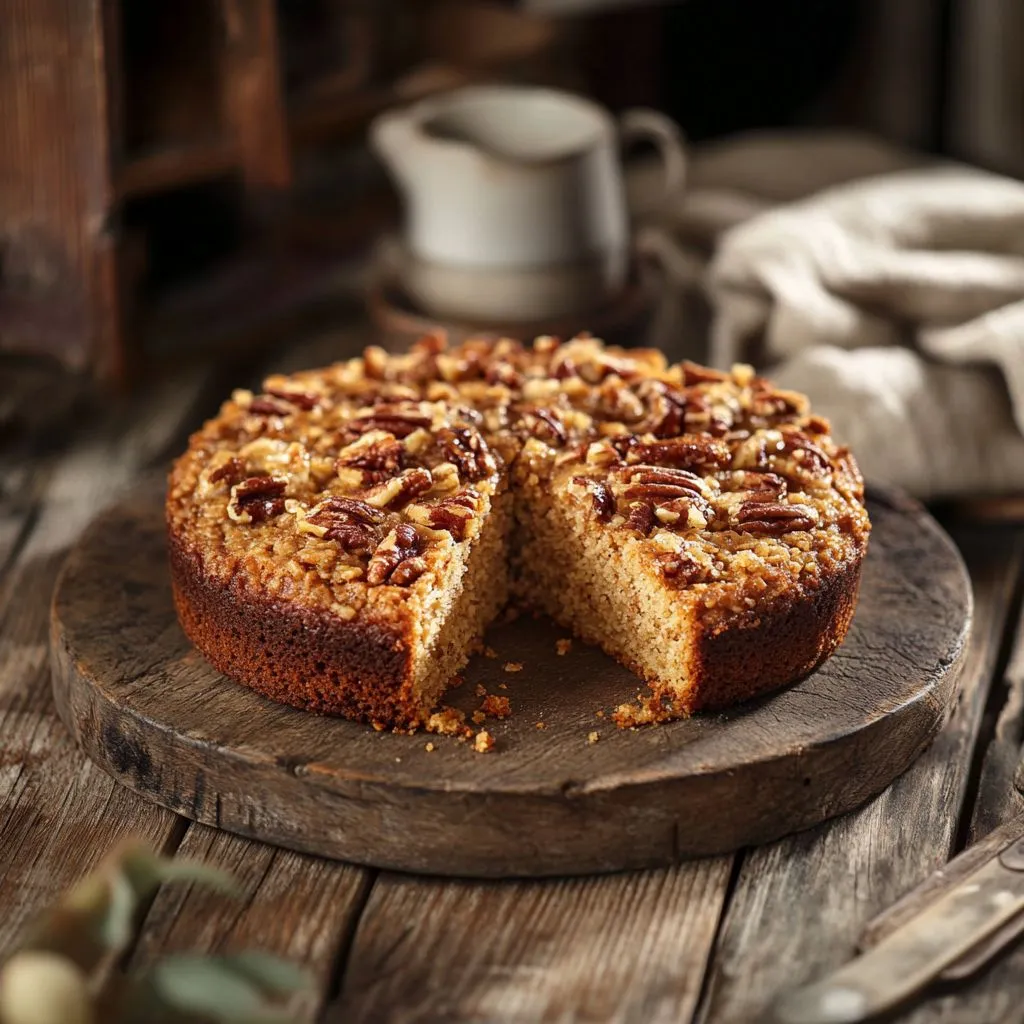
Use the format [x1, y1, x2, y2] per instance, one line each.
[681, 361, 730, 385]
[722, 470, 787, 503]
[264, 386, 321, 411]
[626, 438, 731, 472]
[335, 434, 405, 483]
[437, 426, 495, 482]
[572, 477, 615, 523]
[305, 497, 385, 551]
[248, 396, 292, 416]
[207, 456, 246, 487]
[345, 407, 432, 439]
[780, 434, 831, 476]
[733, 501, 818, 534]
[228, 476, 286, 523]
[362, 467, 433, 508]
[626, 500, 656, 535]
[523, 407, 567, 444]
[425, 491, 478, 540]
[614, 465, 708, 501]
[367, 524, 425, 585]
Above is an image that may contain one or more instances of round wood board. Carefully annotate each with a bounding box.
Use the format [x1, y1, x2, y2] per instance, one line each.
[51, 484, 971, 878]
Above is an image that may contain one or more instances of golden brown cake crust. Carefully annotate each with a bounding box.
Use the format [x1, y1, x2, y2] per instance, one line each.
[167, 334, 871, 728]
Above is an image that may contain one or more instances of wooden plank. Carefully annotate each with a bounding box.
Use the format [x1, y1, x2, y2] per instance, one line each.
[695, 528, 1024, 1024]
[131, 824, 372, 1023]
[895, 542, 1024, 1024]
[331, 857, 732, 1024]
[0, 367, 215, 958]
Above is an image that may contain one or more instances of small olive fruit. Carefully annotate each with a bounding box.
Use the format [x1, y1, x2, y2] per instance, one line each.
[0, 951, 93, 1024]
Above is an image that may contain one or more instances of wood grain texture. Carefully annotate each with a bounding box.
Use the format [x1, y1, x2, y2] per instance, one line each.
[333, 858, 732, 1024]
[51, 486, 969, 876]
[693, 528, 1024, 1024]
[0, 370, 214, 957]
[131, 823, 371, 1023]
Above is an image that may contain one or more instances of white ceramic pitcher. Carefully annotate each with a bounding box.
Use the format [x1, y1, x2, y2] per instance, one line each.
[371, 86, 686, 306]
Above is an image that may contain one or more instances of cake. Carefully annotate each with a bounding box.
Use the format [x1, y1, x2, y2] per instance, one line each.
[167, 334, 870, 728]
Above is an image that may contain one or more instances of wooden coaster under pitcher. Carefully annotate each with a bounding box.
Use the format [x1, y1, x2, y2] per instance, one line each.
[370, 85, 687, 324]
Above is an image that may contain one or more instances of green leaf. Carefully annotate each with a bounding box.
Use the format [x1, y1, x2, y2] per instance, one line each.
[217, 952, 312, 997]
[146, 954, 304, 1023]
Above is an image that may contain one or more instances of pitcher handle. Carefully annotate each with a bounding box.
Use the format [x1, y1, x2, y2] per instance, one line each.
[618, 108, 688, 213]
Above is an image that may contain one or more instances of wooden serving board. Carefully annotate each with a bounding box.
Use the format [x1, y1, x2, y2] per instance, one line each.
[50, 483, 971, 878]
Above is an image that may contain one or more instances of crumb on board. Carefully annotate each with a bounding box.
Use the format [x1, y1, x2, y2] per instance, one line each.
[472, 710, 486, 725]
[501, 605, 521, 623]
[474, 730, 495, 753]
[611, 693, 678, 728]
[484, 646, 498, 659]
[498, 682, 508, 690]
[474, 683, 487, 697]
[595, 709, 605, 718]
[504, 661, 523, 673]
[535, 721, 547, 730]
[372, 720, 386, 732]
[426, 707, 472, 738]
[424, 742, 435, 753]
[556, 638, 573, 656]
[587, 731, 599, 744]
[480, 694, 511, 719]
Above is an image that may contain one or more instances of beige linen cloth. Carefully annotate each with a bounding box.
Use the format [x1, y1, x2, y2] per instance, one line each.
[634, 132, 1024, 500]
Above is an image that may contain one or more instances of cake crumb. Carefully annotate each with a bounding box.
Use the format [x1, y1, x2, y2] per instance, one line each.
[484, 646, 498, 659]
[595, 709, 605, 718]
[612, 694, 678, 728]
[474, 730, 495, 753]
[425, 742, 435, 752]
[498, 682, 508, 690]
[371, 720, 386, 732]
[501, 605, 521, 623]
[426, 707, 471, 737]
[587, 731, 600, 744]
[480, 694, 511, 719]
[535, 721, 547, 730]
[556, 638, 573, 656]
[471, 710, 486, 725]
[504, 661, 523, 673]
[474, 683, 487, 697]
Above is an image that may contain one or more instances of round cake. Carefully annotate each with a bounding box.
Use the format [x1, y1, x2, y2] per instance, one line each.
[167, 334, 870, 728]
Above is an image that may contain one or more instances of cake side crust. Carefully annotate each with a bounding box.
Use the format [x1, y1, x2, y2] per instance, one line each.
[169, 531, 423, 726]
[685, 553, 863, 713]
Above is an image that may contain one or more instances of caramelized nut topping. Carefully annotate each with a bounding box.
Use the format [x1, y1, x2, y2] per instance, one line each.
[367, 524, 425, 585]
[228, 476, 286, 523]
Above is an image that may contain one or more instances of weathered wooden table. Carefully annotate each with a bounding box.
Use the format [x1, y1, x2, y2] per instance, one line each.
[2, 325, 1023, 1024]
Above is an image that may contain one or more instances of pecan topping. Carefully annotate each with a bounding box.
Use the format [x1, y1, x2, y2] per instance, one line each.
[733, 501, 818, 534]
[681, 361, 730, 385]
[485, 362, 524, 388]
[626, 501, 656, 535]
[305, 497, 385, 551]
[523, 407, 567, 444]
[228, 476, 286, 523]
[362, 467, 433, 508]
[367, 524, 425, 585]
[264, 386, 320, 411]
[208, 456, 246, 487]
[723, 470, 787, 503]
[248, 396, 292, 417]
[437, 426, 495, 482]
[780, 434, 831, 476]
[345, 406, 432, 439]
[614, 465, 708, 501]
[627, 438, 731, 471]
[572, 477, 615, 522]
[425, 492, 478, 540]
[335, 434, 405, 483]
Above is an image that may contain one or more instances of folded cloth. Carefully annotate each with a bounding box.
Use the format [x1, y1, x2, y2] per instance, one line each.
[638, 133, 1024, 500]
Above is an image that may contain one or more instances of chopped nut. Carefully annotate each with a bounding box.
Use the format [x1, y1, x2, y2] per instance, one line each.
[227, 476, 287, 524]
[363, 467, 433, 509]
[367, 524, 425, 586]
[475, 683, 487, 697]
[555, 638, 572, 656]
[504, 662, 523, 673]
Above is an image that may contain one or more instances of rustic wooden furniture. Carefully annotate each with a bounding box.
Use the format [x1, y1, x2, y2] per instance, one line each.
[2, 323, 1023, 1021]
[0, 0, 565, 381]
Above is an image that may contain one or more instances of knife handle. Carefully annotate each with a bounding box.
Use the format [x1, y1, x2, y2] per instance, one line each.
[773, 835, 1024, 1024]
